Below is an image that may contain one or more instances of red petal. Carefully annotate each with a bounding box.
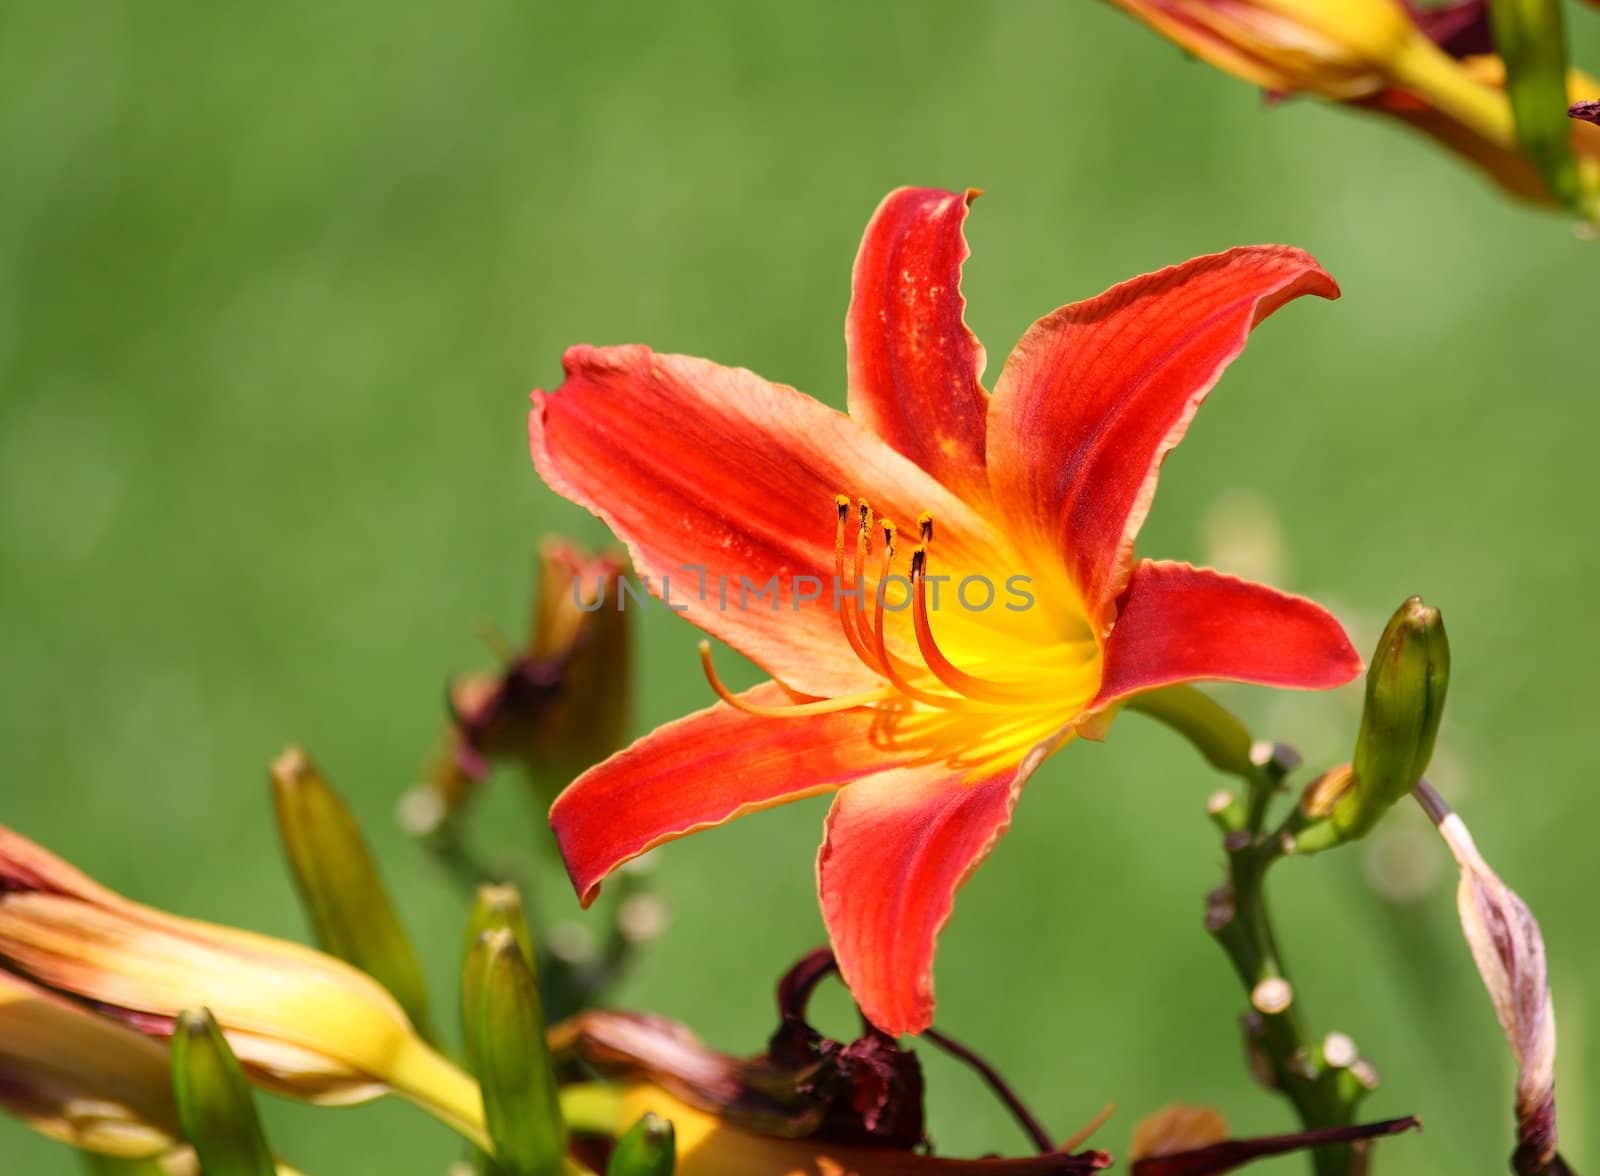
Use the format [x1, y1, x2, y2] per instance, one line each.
[987, 247, 1338, 627]
[818, 751, 1053, 1036]
[530, 345, 1010, 698]
[847, 188, 991, 504]
[1091, 561, 1362, 710]
[551, 682, 903, 906]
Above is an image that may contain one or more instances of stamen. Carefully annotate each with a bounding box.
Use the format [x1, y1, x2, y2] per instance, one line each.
[867, 522, 973, 711]
[833, 495, 885, 673]
[699, 642, 889, 717]
[704, 494, 1045, 721]
[911, 546, 1035, 704]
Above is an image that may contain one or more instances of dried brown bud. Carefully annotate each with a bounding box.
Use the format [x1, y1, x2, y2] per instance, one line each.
[408, 539, 630, 832]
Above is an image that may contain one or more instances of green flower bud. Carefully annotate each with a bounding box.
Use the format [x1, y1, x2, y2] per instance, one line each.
[463, 882, 535, 978]
[606, 1112, 676, 1176]
[1332, 596, 1450, 840]
[170, 1009, 275, 1176]
[271, 748, 434, 1041]
[464, 929, 566, 1176]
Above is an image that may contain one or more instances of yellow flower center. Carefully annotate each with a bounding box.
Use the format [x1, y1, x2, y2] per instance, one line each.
[699, 495, 1104, 774]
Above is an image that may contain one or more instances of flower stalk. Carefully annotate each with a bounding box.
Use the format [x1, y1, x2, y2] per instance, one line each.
[1136, 712, 1379, 1175]
[1209, 745, 1377, 1176]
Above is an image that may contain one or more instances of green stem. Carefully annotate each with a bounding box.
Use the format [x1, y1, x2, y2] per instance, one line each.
[1132, 695, 1377, 1176]
[1221, 755, 1367, 1175]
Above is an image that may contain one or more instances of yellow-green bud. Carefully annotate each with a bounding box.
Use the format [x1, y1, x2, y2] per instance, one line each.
[271, 747, 434, 1042]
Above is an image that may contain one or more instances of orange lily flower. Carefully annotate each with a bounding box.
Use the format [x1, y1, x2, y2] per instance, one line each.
[530, 188, 1361, 1035]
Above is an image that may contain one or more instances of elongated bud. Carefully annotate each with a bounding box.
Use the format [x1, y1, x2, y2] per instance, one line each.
[607, 1112, 676, 1176]
[0, 824, 486, 1149]
[1331, 596, 1449, 840]
[271, 747, 434, 1040]
[170, 1009, 275, 1176]
[464, 928, 567, 1176]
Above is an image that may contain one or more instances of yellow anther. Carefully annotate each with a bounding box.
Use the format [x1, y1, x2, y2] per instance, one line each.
[917, 512, 934, 543]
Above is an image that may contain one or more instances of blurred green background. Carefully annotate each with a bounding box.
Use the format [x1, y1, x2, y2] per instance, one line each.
[2, 1, 1595, 1172]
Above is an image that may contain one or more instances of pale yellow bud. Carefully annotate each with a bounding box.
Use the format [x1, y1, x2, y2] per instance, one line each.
[0, 824, 486, 1149]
